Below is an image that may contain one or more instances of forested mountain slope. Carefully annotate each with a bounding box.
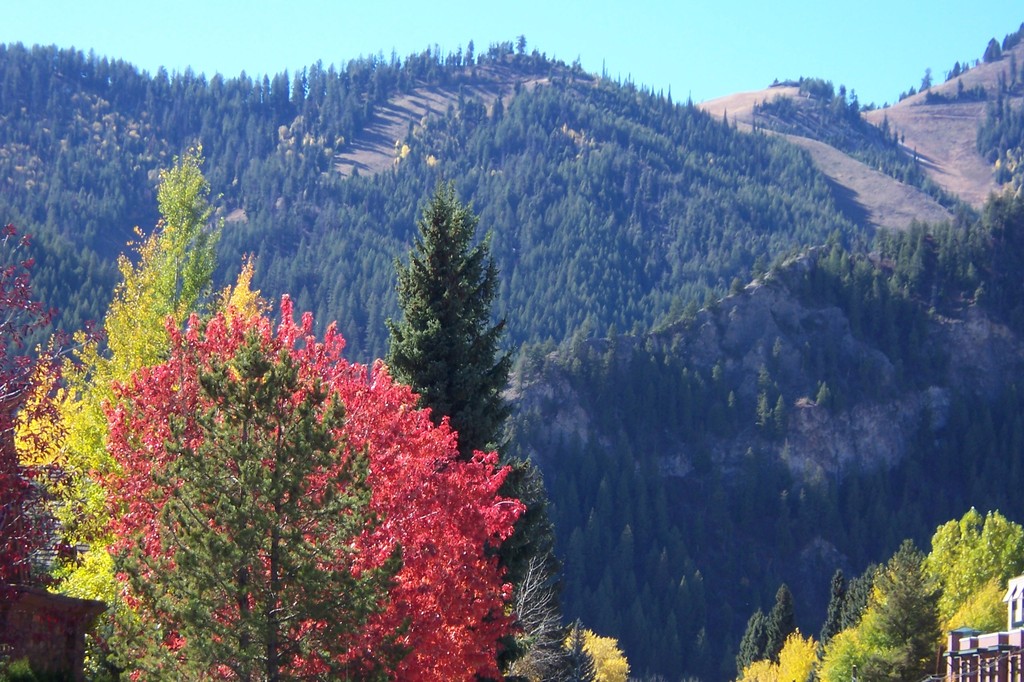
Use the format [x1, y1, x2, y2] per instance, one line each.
[0, 41, 868, 360]
[509, 192, 1024, 678]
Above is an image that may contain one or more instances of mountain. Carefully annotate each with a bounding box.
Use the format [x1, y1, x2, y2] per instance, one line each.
[3, 23, 1024, 681]
[0, 41, 870, 359]
[698, 32, 1024, 228]
[509, 194, 1024, 678]
[508, 32, 1024, 676]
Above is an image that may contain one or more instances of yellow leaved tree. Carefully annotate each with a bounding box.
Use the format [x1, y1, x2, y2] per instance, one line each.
[18, 149, 222, 674]
[567, 627, 630, 682]
[53, 148, 218, 590]
[738, 630, 817, 682]
[923, 508, 1024, 631]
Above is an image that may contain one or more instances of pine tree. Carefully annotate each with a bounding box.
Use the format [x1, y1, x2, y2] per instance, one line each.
[841, 565, 878, 631]
[861, 540, 941, 682]
[765, 584, 796, 661]
[112, 325, 400, 678]
[387, 183, 566, 675]
[820, 569, 846, 646]
[564, 621, 597, 682]
[387, 181, 511, 459]
[736, 609, 768, 674]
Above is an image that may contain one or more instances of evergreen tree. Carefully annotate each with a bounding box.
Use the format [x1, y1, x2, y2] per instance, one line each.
[387, 182, 565, 675]
[820, 569, 847, 646]
[841, 565, 878, 631]
[854, 541, 941, 682]
[387, 182, 511, 459]
[564, 621, 597, 682]
[112, 325, 400, 678]
[765, 584, 796, 662]
[736, 609, 769, 674]
[823, 540, 942, 679]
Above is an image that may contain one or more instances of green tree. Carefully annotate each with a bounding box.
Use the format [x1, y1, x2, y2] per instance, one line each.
[840, 564, 878, 631]
[564, 621, 597, 682]
[110, 325, 399, 679]
[765, 584, 796, 662]
[736, 609, 768, 674]
[822, 541, 940, 682]
[984, 38, 1003, 63]
[387, 182, 564, 676]
[923, 508, 1024, 628]
[820, 569, 847, 647]
[387, 182, 511, 459]
[861, 541, 940, 681]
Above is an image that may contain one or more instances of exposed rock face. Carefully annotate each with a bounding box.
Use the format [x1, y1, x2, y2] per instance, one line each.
[510, 252, 1024, 485]
[943, 305, 1024, 396]
[785, 391, 941, 480]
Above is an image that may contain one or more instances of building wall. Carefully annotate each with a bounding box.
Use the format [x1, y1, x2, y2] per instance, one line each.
[0, 585, 105, 682]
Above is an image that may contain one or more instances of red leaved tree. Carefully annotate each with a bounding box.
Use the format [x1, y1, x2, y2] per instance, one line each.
[0, 224, 61, 589]
[106, 296, 523, 680]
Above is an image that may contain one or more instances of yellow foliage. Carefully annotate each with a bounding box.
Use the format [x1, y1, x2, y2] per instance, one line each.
[218, 255, 269, 322]
[924, 508, 1024, 626]
[739, 659, 778, 682]
[562, 627, 629, 682]
[53, 147, 219, 599]
[583, 629, 630, 682]
[15, 359, 62, 466]
[819, 627, 864, 682]
[944, 576, 1006, 633]
[739, 630, 816, 682]
[53, 546, 119, 604]
[777, 630, 817, 682]
[426, 154, 438, 167]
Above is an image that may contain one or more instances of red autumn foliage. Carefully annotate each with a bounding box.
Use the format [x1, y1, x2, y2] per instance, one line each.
[0, 224, 60, 589]
[106, 297, 524, 680]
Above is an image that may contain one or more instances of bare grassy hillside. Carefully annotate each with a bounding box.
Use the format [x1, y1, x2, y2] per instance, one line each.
[865, 42, 1024, 206]
[699, 86, 953, 230]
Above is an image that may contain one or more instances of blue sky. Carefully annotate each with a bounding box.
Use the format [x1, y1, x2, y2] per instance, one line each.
[3, 1, 1022, 107]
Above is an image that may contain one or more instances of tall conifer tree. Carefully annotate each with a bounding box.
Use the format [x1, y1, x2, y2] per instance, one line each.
[765, 584, 796, 662]
[820, 569, 847, 647]
[387, 183, 568, 676]
[736, 609, 768, 674]
[387, 182, 510, 459]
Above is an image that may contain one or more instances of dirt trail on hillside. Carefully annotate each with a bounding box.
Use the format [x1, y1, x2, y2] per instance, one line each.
[701, 44, 1024, 222]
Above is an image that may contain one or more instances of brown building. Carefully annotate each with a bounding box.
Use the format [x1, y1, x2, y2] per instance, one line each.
[946, 576, 1024, 681]
[0, 585, 106, 681]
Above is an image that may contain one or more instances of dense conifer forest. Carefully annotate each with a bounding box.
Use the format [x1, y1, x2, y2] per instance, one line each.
[0, 41, 863, 359]
[510, 193, 1024, 678]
